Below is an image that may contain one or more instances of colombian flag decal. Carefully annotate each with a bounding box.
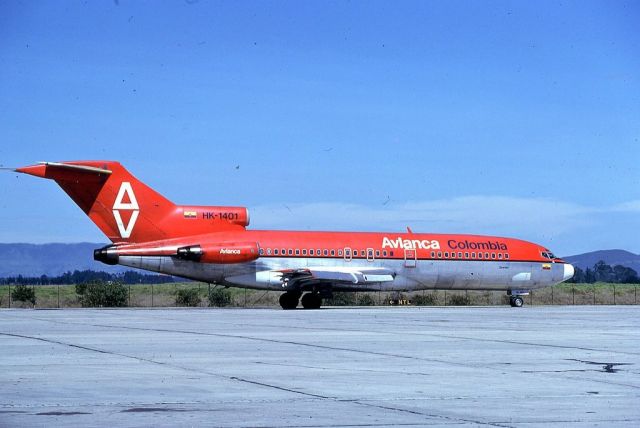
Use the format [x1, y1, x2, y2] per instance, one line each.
[183, 211, 197, 219]
[542, 264, 551, 270]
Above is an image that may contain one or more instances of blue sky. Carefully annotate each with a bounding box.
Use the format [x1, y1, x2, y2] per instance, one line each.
[1, 0, 639, 255]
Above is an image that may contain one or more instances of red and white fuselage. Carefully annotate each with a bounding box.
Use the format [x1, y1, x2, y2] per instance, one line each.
[15, 161, 574, 308]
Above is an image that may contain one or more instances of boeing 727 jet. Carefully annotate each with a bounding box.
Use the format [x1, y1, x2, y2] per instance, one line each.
[15, 161, 574, 309]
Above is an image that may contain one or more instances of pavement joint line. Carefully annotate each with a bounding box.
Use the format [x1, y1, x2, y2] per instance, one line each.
[350, 400, 515, 428]
[31, 309, 639, 357]
[0, 332, 336, 401]
[6, 313, 640, 391]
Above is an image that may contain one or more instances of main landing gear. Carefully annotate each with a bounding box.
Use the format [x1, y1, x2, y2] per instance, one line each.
[279, 291, 322, 310]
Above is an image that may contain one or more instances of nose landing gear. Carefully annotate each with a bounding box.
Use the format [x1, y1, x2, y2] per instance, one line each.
[509, 296, 524, 307]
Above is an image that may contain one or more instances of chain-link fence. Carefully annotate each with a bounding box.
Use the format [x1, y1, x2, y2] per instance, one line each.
[0, 283, 638, 309]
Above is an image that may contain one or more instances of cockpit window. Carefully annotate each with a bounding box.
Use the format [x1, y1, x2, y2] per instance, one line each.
[541, 251, 556, 259]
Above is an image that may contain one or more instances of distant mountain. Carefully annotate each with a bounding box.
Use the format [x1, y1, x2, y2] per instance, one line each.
[564, 250, 640, 273]
[0, 243, 127, 277]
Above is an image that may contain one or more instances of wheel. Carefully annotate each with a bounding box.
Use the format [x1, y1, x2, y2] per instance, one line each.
[510, 296, 524, 308]
[301, 293, 322, 309]
[279, 292, 300, 310]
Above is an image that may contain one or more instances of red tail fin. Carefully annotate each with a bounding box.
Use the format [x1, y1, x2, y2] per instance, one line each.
[16, 161, 247, 243]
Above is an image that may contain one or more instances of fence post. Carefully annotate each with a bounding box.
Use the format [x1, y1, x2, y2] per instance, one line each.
[572, 286, 575, 305]
[128, 285, 131, 307]
[551, 287, 554, 305]
[613, 284, 616, 305]
[57, 285, 60, 309]
[151, 284, 154, 307]
[593, 286, 596, 305]
[8, 284, 10, 308]
[444, 290, 447, 306]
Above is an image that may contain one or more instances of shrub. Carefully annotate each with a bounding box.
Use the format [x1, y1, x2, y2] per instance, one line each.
[208, 287, 232, 307]
[176, 288, 201, 307]
[326, 292, 357, 306]
[413, 293, 438, 306]
[447, 294, 471, 306]
[12, 284, 36, 306]
[357, 293, 376, 306]
[76, 280, 127, 307]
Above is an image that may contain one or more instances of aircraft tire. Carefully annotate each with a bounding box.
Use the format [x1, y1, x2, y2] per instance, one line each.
[301, 293, 322, 309]
[279, 292, 300, 310]
[510, 296, 524, 308]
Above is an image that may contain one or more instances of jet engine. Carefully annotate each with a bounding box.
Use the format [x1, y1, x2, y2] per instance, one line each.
[176, 242, 260, 264]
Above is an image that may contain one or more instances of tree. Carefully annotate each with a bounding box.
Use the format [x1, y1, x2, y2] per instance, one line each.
[613, 265, 639, 284]
[12, 284, 36, 306]
[593, 260, 614, 282]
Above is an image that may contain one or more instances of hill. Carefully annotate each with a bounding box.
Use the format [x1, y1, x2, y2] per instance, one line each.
[0, 243, 126, 277]
[564, 249, 640, 274]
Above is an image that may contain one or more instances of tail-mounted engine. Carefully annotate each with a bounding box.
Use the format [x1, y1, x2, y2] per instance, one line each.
[176, 242, 259, 264]
[94, 241, 260, 265]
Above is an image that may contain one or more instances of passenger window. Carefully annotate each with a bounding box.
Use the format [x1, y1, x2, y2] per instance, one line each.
[274, 249, 279, 255]
[491, 253, 496, 259]
[383, 250, 387, 257]
[323, 249, 328, 256]
[438, 252, 442, 258]
[310, 249, 314, 255]
[390, 251, 394, 257]
[485, 252, 489, 259]
[302, 249, 307, 256]
[458, 252, 462, 258]
[282, 248, 285, 255]
[464, 252, 469, 258]
[431, 251, 435, 258]
[288, 249, 293, 256]
[330, 249, 335, 256]
[478, 253, 483, 259]
[295, 249, 300, 256]
[471, 252, 475, 258]
[338, 249, 343, 256]
[451, 252, 456, 259]
[444, 252, 449, 258]
[259, 248, 264, 255]
[375, 250, 380, 257]
[498, 253, 502, 259]
[317, 249, 321, 256]
[267, 248, 272, 255]
[505, 253, 509, 259]
[345, 249, 350, 256]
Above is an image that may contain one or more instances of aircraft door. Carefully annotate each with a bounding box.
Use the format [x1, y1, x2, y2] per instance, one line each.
[404, 248, 417, 268]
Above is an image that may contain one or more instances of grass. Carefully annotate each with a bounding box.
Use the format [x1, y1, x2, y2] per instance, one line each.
[0, 282, 638, 309]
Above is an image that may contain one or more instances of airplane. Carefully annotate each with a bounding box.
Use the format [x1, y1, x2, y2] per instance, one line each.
[14, 161, 574, 309]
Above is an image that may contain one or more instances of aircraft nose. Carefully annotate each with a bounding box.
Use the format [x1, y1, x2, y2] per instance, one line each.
[563, 263, 575, 281]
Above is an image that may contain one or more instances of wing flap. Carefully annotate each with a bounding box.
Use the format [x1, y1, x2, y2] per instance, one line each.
[279, 266, 395, 285]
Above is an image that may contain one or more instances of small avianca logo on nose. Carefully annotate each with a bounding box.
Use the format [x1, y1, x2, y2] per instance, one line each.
[113, 182, 139, 238]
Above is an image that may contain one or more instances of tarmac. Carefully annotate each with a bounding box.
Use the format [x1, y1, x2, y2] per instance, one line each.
[1, 306, 639, 428]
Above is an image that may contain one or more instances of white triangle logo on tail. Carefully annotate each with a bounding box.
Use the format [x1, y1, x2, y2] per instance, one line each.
[113, 182, 139, 238]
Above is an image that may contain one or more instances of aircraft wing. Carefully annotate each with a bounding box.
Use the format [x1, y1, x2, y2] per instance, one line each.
[278, 266, 396, 287]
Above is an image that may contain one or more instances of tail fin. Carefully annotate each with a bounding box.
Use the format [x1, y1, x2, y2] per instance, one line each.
[16, 161, 247, 243]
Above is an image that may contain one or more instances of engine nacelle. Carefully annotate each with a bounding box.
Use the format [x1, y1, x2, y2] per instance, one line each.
[177, 242, 259, 264]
